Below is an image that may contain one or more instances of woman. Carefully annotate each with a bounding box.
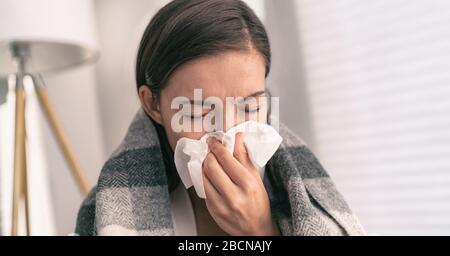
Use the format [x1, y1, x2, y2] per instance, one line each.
[75, 0, 365, 236]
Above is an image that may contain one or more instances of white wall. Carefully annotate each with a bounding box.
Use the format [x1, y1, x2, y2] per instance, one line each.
[264, 0, 316, 146]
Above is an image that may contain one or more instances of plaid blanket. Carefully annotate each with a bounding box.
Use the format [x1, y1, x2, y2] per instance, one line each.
[75, 108, 365, 235]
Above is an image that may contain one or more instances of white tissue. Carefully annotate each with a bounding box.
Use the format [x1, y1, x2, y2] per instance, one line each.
[174, 121, 283, 198]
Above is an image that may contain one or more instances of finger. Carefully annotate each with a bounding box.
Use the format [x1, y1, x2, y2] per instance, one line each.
[203, 152, 237, 197]
[207, 137, 253, 186]
[203, 173, 228, 215]
[233, 132, 255, 170]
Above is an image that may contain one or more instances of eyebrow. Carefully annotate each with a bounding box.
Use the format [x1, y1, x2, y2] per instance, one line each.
[181, 90, 266, 105]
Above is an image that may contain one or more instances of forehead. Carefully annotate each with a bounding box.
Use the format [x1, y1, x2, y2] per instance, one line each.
[163, 49, 266, 100]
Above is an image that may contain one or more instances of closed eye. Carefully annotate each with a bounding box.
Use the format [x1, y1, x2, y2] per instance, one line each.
[183, 111, 210, 119]
[245, 106, 261, 113]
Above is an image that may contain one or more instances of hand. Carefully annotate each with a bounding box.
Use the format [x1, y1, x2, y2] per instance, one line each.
[202, 132, 279, 236]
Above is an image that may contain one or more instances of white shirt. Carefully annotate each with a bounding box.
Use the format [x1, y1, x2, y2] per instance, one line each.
[170, 183, 197, 235]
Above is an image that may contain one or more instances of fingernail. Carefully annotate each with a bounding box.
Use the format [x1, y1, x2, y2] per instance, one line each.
[206, 137, 214, 146]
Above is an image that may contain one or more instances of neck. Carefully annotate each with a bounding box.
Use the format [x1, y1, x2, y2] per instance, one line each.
[187, 187, 228, 236]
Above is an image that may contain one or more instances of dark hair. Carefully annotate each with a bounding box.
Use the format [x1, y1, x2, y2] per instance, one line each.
[135, 0, 271, 95]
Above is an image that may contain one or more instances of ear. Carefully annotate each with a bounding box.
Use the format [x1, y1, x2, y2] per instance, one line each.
[138, 85, 163, 125]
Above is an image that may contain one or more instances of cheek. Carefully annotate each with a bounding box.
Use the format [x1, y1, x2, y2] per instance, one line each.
[164, 128, 205, 151]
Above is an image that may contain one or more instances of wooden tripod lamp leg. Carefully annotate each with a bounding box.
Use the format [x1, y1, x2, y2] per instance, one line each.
[11, 83, 27, 236]
[22, 135, 30, 236]
[34, 85, 90, 195]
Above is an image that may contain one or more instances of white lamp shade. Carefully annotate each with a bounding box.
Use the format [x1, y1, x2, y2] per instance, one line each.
[0, 0, 99, 75]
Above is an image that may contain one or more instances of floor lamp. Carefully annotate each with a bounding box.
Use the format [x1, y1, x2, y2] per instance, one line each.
[0, 0, 99, 235]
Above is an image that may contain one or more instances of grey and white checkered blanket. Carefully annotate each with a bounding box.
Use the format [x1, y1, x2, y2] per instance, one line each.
[75, 108, 365, 236]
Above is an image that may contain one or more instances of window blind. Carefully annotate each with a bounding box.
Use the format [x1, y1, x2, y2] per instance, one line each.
[295, 0, 450, 235]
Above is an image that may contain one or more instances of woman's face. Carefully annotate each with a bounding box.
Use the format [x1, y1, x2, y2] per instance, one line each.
[141, 48, 267, 151]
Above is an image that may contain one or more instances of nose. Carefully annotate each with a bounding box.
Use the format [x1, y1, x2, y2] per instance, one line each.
[222, 106, 244, 132]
